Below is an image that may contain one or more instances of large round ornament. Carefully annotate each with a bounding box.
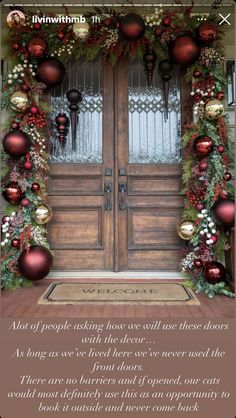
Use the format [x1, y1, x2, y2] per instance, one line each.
[204, 261, 226, 284]
[73, 21, 89, 40]
[198, 21, 218, 44]
[177, 220, 196, 240]
[119, 13, 145, 41]
[10, 91, 29, 112]
[170, 35, 200, 66]
[3, 130, 31, 157]
[36, 58, 65, 88]
[2, 182, 23, 204]
[193, 135, 213, 157]
[28, 38, 47, 58]
[35, 203, 53, 224]
[211, 199, 235, 227]
[205, 99, 224, 120]
[18, 245, 53, 281]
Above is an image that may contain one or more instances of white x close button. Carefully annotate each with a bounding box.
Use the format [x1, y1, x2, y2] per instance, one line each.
[219, 13, 231, 26]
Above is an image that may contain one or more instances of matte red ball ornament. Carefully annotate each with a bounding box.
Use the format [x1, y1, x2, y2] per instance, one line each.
[217, 145, 225, 153]
[162, 16, 171, 26]
[170, 36, 200, 66]
[212, 199, 235, 227]
[199, 160, 208, 171]
[18, 245, 53, 281]
[204, 261, 226, 284]
[28, 38, 47, 58]
[20, 198, 30, 207]
[193, 135, 213, 157]
[216, 91, 224, 101]
[196, 203, 204, 212]
[193, 69, 201, 78]
[31, 183, 40, 192]
[119, 13, 145, 41]
[2, 216, 10, 224]
[24, 160, 32, 170]
[194, 259, 203, 268]
[3, 130, 31, 157]
[33, 22, 42, 30]
[198, 21, 218, 44]
[103, 18, 112, 27]
[36, 57, 65, 88]
[11, 239, 20, 248]
[57, 31, 65, 40]
[3, 182, 23, 203]
[223, 172, 232, 181]
[30, 106, 39, 115]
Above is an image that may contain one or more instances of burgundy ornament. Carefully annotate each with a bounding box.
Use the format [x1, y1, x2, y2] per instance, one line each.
[162, 16, 171, 26]
[33, 22, 42, 30]
[212, 199, 235, 227]
[57, 31, 65, 40]
[28, 38, 47, 58]
[198, 21, 218, 44]
[12, 43, 20, 51]
[211, 235, 218, 244]
[22, 83, 30, 92]
[223, 172, 232, 181]
[158, 59, 174, 118]
[119, 13, 145, 41]
[30, 105, 39, 115]
[170, 35, 200, 66]
[204, 261, 226, 284]
[143, 49, 156, 86]
[217, 145, 225, 153]
[36, 57, 65, 88]
[193, 69, 201, 78]
[103, 17, 112, 27]
[194, 93, 202, 102]
[24, 160, 32, 170]
[3, 130, 31, 158]
[3, 182, 23, 204]
[11, 122, 19, 129]
[2, 216, 10, 224]
[194, 259, 203, 268]
[18, 245, 53, 281]
[199, 160, 208, 172]
[216, 91, 224, 101]
[155, 26, 163, 36]
[193, 135, 213, 157]
[31, 183, 40, 192]
[55, 113, 70, 147]
[196, 203, 204, 212]
[20, 198, 30, 207]
[11, 239, 20, 248]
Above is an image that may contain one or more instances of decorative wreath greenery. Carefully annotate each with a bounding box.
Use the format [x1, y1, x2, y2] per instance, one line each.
[1, 4, 234, 297]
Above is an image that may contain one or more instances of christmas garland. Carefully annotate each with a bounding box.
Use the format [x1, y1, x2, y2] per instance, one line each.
[1, 4, 235, 296]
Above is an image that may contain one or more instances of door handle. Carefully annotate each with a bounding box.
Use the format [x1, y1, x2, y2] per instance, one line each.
[119, 183, 127, 210]
[104, 183, 112, 211]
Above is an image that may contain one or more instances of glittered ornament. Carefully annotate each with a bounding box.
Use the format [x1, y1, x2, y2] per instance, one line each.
[73, 21, 89, 40]
[36, 57, 65, 88]
[3, 182, 23, 204]
[223, 172, 232, 181]
[28, 38, 47, 58]
[11, 239, 20, 248]
[204, 261, 226, 284]
[170, 36, 200, 66]
[18, 245, 53, 281]
[119, 13, 145, 41]
[35, 203, 53, 224]
[212, 199, 235, 227]
[10, 91, 29, 112]
[20, 198, 30, 207]
[3, 130, 31, 157]
[198, 21, 218, 44]
[31, 183, 40, 192]
[205, 99, 224, 120]
[177, 220, 196, 240]
[194, 259, 203, 268]
[193, 135, 213, 157]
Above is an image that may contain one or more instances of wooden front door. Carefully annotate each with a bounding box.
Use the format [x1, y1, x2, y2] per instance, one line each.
[48, 58, 185, 271]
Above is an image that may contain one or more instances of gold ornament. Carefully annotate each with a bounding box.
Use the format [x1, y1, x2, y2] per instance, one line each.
[10, 91, 29, 112]
[7, 10, 25, 28]
[73, 21, 89, 40]
[35, 203, 53, 224]
[177, 220, 196, 240]
[205, 99, 224, 120]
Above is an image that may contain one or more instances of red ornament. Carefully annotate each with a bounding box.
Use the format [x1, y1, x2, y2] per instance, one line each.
[20, 198, 30, 207]
[30, 106, 39, 115]
[170, 36, 200, 66]
[212, 199, 235, 227]
[33, 22, 42, 30]
[11, 239, 20, 248]
[28, 38, 47, 58]
[204, 261, 226, 284]
[18, 245, 53, 281]
[211, 235, 218, 244]
[3, 130, 31, 158]
[24, 160, 32, 170]
[194, 259, 203, 268]
[194, 93, 202, 102]
[3, 182, 23, 204]
[22, 83, 30, 92]
[155, 26, 163, 36]
[193, 135, 213, 157]
[199, 160, 208, 171]
[119, 13, 145, 41]
[11, 122, 19, 129]
[193, 69, 201, 78]
[162, 16, 171, 26]
[12, 43, 20, 50]
[2, 216, 10, 224]
[196, 203, 204, 211]
[223, 172, 232, 181]
[57, 31, 65, 40]
[217, 145, 225, 153]
[198, 21, 218, 44]
[36, 57, 65, 88]
[216, 91, 224, 101]
[103, 18, 112, 27]
[31, 183, 40, 192]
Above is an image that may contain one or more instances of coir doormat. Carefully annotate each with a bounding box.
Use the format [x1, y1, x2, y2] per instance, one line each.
[38, 282, 200, 305]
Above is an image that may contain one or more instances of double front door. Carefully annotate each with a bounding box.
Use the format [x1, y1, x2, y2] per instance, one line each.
[48, 58, 187, 271]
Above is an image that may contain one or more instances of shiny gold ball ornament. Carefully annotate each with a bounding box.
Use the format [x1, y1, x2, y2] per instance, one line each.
[72, 21, 89, 40]
[177, 220, 196, 240]
[35, 203, 53, 224]
[10, 91, 29, 112]
[205, 99, 224, 120]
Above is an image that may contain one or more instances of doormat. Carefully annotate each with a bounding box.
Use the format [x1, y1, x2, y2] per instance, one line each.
[38, 282, 200, 305]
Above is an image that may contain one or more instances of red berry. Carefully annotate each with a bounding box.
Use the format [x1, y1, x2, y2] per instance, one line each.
[211, 235, 218, 244]
[196, 203, 204, 211]
[11, 122, 19, 129]
[30, 106, 39, 115]
[223, 172, 232, 181]
[217, 145, 225, 153]
[162, 16, 171, 26]
[34, 22, 42, 30]
[199, 160, 208, 171]
[216, 91, 224, 100]
[20, 198, 30, 207]
[24, 161, 32, 170]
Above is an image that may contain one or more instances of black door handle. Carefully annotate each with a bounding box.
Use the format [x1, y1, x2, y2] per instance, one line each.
[119, 183, 127, 210]
[104, 183, 112, 211]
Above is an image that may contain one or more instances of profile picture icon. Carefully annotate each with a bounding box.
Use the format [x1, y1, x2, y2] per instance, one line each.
[7, 10, 25, 28]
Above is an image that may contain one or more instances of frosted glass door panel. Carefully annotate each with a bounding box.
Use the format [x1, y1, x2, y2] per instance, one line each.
[129, 61, 181, 164]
